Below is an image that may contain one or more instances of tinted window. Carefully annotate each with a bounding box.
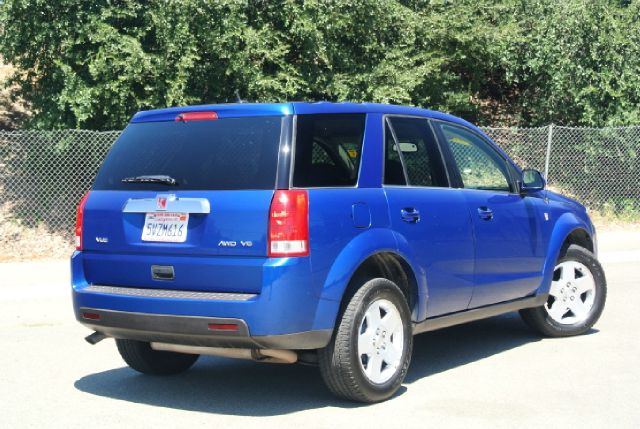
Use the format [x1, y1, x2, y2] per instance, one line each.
[93, 116, 283, 191]
[385, 117, 448, 187]
[384, 124, 406, 185]
[436, 123, 512, 192]
[293, 114, 365, 187]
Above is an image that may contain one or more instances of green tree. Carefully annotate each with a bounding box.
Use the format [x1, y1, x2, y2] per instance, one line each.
[495, 0, 640, 126]
[0, 0, 503, 129]
[1, 0, 639, 129]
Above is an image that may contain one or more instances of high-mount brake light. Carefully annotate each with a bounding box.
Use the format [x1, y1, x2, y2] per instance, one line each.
[75, 192, 90, 251]
[268, 190, 309, 257]
[175, 111, 218, 122]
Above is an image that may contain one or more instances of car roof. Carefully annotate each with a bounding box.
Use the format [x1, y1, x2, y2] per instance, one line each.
[130, 101, 482, 134]
[129, 101, 518, 173]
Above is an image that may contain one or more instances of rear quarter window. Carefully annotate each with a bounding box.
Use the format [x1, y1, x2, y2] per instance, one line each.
[292, 114, 366, 188]
[93, 116, 283, 191]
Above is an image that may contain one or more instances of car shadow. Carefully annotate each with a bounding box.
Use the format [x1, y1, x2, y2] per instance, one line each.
[405, 312, 541, 383]
[74, 313, 554, 415]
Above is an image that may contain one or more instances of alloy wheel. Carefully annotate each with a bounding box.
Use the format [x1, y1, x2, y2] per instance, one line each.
[545, 260, 596, 325]
[357, 299, 405, 384]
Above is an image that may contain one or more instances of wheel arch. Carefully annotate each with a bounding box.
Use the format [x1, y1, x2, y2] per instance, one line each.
[340, 252, 420, 321]
[316, 227, 426, 330]
[538, 213, 595, 296]
[561, 227, 594, 254]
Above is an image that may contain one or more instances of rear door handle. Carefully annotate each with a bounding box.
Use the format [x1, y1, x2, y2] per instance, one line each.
[477, 206, 494, 220]
[401, 208, 420, 223]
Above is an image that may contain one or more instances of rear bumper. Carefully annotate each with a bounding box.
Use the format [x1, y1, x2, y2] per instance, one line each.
[77, 307, 331, 349]
[71, 251, 339, 349]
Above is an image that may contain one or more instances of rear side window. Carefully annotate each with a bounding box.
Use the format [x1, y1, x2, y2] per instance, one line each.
[292, 114, 366, 187]
[385, 117, 448, 187]
[93, 116, 283, 191]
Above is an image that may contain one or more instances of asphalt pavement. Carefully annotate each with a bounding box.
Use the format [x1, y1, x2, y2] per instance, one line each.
[1, 238, 639, 428]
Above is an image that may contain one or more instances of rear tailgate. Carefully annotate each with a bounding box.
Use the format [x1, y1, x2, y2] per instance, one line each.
[80, 112, 287, 293]
[82, 190, 273, 257]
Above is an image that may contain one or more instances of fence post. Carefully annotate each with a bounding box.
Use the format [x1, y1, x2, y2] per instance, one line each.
[544, 124, 554, 180]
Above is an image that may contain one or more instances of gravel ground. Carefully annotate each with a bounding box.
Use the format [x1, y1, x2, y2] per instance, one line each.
[0, 203, 72, 261]
[1, 233, 639, 428]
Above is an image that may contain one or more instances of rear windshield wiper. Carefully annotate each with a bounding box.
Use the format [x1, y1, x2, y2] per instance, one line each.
[121, 175, 178, 186]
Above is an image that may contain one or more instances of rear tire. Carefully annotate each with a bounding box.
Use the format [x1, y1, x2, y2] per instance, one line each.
[520, 245, 606, 337]
[116, 339, 199, 375]
[318, 278, 413, 403]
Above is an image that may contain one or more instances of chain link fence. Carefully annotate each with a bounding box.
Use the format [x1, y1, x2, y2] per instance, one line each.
[0, 130, 118, 259]
[485, 125, 640, 218]
[1, 125, 639, 258]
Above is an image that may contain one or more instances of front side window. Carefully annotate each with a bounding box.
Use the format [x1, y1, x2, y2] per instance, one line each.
[292, 114, 365, 187]
[435, 123, 512, 192]
[384, 117, 448, 187]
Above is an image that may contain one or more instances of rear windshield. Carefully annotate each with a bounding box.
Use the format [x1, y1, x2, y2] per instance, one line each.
[93, 116, 283, 191]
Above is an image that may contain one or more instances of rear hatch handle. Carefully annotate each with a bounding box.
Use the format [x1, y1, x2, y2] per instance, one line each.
[123, 195, 210, 214]
[151, 265, 175, 281]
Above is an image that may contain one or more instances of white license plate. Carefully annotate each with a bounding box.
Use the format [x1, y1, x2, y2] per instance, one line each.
[141, 212, 189, 243]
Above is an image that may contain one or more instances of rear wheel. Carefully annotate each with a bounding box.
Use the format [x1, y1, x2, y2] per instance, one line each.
[116, 339, 199, 375]
[319, 278, 413, 403]
[520, 245, 606, 337]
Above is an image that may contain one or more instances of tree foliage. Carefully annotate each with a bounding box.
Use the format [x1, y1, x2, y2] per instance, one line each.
[1, 0, 639, 130]
[494, 0, 640, 126]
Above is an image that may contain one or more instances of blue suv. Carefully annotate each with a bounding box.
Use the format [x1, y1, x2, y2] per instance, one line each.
[72, 102, 606, 403]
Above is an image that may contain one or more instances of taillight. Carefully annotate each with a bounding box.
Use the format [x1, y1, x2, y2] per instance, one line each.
[268, 190, 309, 257]
[75, 192, 90, 250]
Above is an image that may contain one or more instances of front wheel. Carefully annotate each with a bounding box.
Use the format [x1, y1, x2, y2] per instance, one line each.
[520, 245, 606, 337]
[319, 278, 413, 403]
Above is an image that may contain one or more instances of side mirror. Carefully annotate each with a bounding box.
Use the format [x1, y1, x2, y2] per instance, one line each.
[519, 168, 546, 193]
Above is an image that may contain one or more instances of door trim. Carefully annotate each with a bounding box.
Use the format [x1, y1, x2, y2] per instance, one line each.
[413, 294, 547, 335]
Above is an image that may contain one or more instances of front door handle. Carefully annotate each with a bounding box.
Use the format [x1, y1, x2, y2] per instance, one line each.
[401, 208, 420, 223]
[477, 206, 494, 221]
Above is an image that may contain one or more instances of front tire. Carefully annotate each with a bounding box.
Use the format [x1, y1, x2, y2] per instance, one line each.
[319, 278, 413, 403]
[520, 245, 606, 337]
[116, 339, 199, 375]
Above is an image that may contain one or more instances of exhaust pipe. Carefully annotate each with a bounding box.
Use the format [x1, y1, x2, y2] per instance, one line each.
[150, 343, 297, 364]
[258, 349, 298, 364]
[85, 331, 107, 345]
